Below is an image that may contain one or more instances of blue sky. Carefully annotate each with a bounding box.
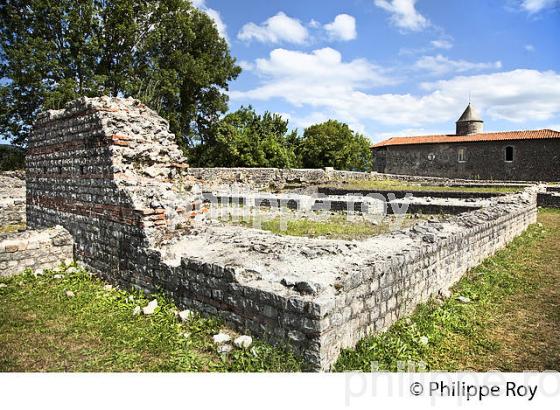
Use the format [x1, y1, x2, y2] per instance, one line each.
[195, 0, 560, 142]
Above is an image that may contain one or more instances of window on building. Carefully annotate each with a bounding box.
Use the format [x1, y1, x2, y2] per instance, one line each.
[505, 146, 514, 162]
[457, 148, 466, 163]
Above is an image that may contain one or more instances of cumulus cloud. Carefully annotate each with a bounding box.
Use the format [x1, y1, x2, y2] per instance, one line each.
[520, 0, 560, 13]
[324, 14, 357, 41]
[420, 69, 560, 122]
[231, 48, 392, 102]
[374, 0, 430, 31]
[232, 47, 560, 132]
[431, 39, 453, 49]
[238, 60, 254, 71]
[415, 55, 502, 76]
[191, 0, 229, 42]
[237, 12, 309, 44]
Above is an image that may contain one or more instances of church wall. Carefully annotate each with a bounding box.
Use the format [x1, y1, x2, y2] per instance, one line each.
[373, 139, 560, 181]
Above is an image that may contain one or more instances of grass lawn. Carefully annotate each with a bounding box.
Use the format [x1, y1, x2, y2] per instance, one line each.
[1, 210, 558, 372]
[0, 266, 301, 372]
[226, 214, 424, 240]
[334, 209, 560, 371]
[325, 178, 523, 193]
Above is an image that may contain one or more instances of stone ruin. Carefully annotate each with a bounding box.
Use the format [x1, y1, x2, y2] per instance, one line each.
[22, 96, 540, 370]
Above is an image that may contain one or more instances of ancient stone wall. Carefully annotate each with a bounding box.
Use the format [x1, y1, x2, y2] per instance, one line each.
[315, 190, 537, 367]
[187, 167, 386, 190]
[537, 192, 560, 208]
[25, 97, 539, 371]
[0, 171, 26, 227]
[26, 97, 196, 284]
[0, 226, 73, 277]
[188, 166, 532, 191]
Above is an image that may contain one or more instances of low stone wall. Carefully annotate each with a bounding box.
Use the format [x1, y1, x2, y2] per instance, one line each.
[188, 167, 534, 191]
[0, 171, 26, 227]
[188, 167, 385, 190]
[317, 187, 506, 199]
[316, 189, 537, 368]
[25, 97, 539, 371]
[0, 226, 74, 277]
[537, 192, 560, 208]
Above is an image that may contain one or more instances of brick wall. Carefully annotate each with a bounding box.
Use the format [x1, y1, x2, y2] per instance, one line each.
[0, 226, 73, 277]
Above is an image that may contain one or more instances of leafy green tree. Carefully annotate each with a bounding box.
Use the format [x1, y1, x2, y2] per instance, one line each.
[297, 120, 373, 171]
[0, 144, 25, 170]
[193, 106, 299, 168]
[0, 0, 240, 148]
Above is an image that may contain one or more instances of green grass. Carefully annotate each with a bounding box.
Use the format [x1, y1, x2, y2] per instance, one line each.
[334, 209, 560, 372]
[2, 210, 559, 372]
[325, 178, 523, 193]
[0, 264, 301, 372]
[226, 214, 424, 240]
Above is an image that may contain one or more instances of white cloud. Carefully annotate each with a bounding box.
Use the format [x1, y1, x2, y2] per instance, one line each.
[191, 0, 229, 42]
[238, 60, 254, 71]
[324, 14, 357, 41]
[415, 55, 502, 76]
[420, 69, 560, 123]
[376, 127, 449, 139]
[374, 0, 430, 31]
[431, 39, 453, 49]
[308, 19, 321, 28]
[231, 48, 393, 101]
[232, 47, 560, 134]
[525, 44, 536, 52]
[520, 0, 560, 13]
[237, 12, 309, 44]
[548, 124, 560, 130]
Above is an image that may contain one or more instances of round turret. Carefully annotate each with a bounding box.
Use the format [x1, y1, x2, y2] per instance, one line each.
[456, 103, 484, 135]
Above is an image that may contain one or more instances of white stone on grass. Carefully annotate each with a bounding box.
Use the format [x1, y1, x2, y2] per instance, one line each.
[65, 290, 75, 298]
[419, 336, 429, 346]
[217, 344, 233, 354]
[234, 335, 253, 349]
[53, 274, 64, 279]
[142, 299, 158, 315]
[212, 332, 231, 344]
[103, 284, 113, 291]
[177, 309, 193, 322]
[457, 296, 471, 304]
[132, 306, 141, 316]
[438, 289, 452, 299]
[33, 268, 44, 277]
[0, 283, 7, 289]
[66, 267, 78, 274]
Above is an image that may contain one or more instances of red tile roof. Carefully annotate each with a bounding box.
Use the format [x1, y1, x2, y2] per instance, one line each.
[372, 129, 560, 148]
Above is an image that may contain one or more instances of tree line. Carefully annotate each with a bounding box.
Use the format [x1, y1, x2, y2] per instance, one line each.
[0, 0, 372, 171]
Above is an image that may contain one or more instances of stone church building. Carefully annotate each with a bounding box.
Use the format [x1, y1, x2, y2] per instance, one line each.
[371, 104, 560, 181]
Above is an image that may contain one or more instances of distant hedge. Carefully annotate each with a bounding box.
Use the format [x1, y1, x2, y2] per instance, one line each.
[0, 145, 25, 171]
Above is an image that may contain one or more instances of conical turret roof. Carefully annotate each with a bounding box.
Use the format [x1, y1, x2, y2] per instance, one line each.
[457, 103, 483, 122]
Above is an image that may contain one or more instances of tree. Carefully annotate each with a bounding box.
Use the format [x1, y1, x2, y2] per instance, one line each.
[0, 0, 241, 148]
[192, 106, 299, 168]
[297, 120, 373, 171]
